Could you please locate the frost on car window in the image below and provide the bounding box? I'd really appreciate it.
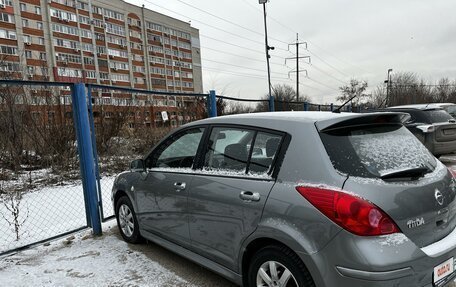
[320,125,437,178]
[349,127,436,177]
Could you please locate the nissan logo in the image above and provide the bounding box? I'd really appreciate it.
[435,189,444,206]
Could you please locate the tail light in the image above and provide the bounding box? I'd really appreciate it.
[296,186,400,236]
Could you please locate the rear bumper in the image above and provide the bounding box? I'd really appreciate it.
[299,229,456,287]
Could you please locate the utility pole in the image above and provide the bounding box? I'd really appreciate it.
[286,34,310,102]
[259,0,275,112]
[384,68,393,106]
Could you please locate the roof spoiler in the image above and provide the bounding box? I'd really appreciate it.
[316,112,411,132]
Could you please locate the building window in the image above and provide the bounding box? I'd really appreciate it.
[37,22,43,30]
[0,13,14,23]
[35,6,41,15]
[39,52,46,60]
[38,37,45,45]
[25,50,32,59]
[22,19,29,28]
[0,29,16,40]
[20,3,27,11]
[23,35,31,43]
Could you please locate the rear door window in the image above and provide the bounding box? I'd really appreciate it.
[203,127,283,177]
[320,125,436,178]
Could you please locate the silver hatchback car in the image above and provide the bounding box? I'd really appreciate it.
[112,112,456,287]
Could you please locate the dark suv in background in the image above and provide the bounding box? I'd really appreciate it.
[387,104,456,157]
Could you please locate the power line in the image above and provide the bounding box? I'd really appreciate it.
[237,0,366,77]
[203,66,290,81]
[142,0,272,49]
[307,49,352,78]
[201,34,286,59]
[305,77,341,92]
[239,0,297,36]
[172,0,289,46]
[305,40,372,75]
[202,47,285,66]
[202,58,287,75]
[310,64,348,85]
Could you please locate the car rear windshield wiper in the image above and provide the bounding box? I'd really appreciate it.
[380,166,431,180]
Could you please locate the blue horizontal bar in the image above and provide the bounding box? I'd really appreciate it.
[88,84,208,97]
[0,80,75,87]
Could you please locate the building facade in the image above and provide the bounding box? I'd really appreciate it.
[0,0,205,128]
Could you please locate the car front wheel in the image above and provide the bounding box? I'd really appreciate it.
[248,245,315,287]
[115,196,142,243]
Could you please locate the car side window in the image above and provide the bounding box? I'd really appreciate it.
[204,127,255,173]
[249,132,282,175]
[146,127,205,169]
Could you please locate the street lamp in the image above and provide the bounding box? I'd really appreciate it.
[259,0,274,112]
[384,68,393,106]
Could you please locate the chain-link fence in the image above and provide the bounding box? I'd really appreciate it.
[0,82,87,255]
[218,95,360,115]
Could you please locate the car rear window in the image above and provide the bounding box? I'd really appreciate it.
[425,109,454,123]
[320,125,437,178]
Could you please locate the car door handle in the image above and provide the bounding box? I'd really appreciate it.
[173,182,186,191]
[239,191,260,202]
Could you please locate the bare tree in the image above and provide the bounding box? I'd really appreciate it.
[337,79,369,106]
[256,84,311,112]
[0,185,29,241]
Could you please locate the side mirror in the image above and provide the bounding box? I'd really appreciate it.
[130,159,145,172]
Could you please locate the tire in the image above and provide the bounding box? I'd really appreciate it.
[115,196,142,244]
[247,245,315,287]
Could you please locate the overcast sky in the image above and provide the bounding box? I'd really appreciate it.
[126,0,456,104]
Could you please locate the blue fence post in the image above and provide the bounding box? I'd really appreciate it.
[71,83,102,236]
[330,103,334,112]
[303,102,308,111]
[208,90,217,118]
[86,85,104,221]
[269,95,275,112]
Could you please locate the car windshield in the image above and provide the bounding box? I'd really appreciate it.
[425,109,453,123]
[320,124,437,178]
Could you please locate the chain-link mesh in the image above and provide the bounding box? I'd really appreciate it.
[0,83,87,255]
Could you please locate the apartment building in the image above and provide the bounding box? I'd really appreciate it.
[0,0,205,128]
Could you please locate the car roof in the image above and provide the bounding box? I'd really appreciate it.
[387,104,444,111]
[187,111,408,132]
[191,111,361,125]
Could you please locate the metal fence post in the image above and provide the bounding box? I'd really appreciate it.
[71,83,102,236]
[330,103,334,111]
[318,105,321,111]
[269,95,275,112]
[304,102,308,111]
[86,85,104,221]
[208,90,217,118]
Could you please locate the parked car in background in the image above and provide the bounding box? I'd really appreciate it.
[112,111,456,287]
[433,103,456,119]
[384,104,456,157]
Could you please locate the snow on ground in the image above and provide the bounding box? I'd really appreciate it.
[0,176,115,254]
[0,220,235,287]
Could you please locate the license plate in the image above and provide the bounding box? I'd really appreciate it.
[434,257,454,284]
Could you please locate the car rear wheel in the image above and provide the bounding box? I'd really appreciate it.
[248,245,315,287]
[115,196,142,243]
